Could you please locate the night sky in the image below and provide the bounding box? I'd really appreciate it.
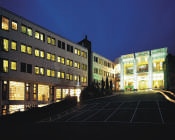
[1,0,175,61]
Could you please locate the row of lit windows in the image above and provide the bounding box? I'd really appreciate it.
[0,38,87,71]
[124,62,164,75]
[0,59,87,83]
[93,67,114,78]
[1,16,87,58]
[94,56,114,68]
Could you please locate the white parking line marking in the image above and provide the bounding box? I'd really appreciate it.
[130,100,140,123]
[157,101,165,124]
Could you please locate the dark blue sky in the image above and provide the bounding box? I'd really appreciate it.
[1,0,175,61]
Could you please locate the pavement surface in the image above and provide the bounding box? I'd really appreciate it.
[2,90,175,139]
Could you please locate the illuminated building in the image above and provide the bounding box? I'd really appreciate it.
[92,52,115,88]
[0,7,88,115]
[117,47,168,91]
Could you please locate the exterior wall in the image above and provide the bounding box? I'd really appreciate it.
[92,52,115,89]
[0,7,88,115]
[119,48,167,91]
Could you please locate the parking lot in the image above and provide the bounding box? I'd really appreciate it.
[40,91,175,125]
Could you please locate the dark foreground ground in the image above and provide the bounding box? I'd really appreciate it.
[1,91,175,139]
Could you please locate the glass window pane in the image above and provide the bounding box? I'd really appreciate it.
[21,44,26,53]
[3,59,8,72]
[3,38,9,51]
[35,31,40,39]
[11,61,17,70]
[27,46,32,54]
[21,25,26,33]
[12,21,17,30]
[2,16,9,30]
[35,49,39,57]
[27,28,32,36]
[11,41,17,50]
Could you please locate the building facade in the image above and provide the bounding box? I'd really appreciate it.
[0,7,88,115]
[92,52,115,88]
[117,47,168,91]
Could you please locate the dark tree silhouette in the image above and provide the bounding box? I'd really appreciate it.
[110,80,113,90]
[106,77,109,90]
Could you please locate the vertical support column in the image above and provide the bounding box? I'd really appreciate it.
[133,56,137,90]
[148,52,153,89]
[120,60,124,90]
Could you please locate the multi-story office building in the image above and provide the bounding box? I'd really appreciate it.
[0,7,88,115]
[116,47,168,91]
[92,52,115,88]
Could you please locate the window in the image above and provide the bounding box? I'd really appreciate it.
[3,59,8,72]
[61,57,65,64]
[35,66,39,74]
[27,28,32,36]
[11,61,17,70]
[2,16,9,30]
[40,33,45,41]
[11,21,17,30]
[57,72,61,78]
[27,46,32,54]
[11,41,17,50]
[3,38,9,51]
[47,36,51,44]
[51,54,55,61]
[58,40,61,48]
[35,49,39,57]
[47,53,51,60]
[62,42,65,49]
[40,67,44,75]
[51,38,55,45]
[21,25,27,34]
[35,31,40,39]
[21,44,26,53]
[20,63,32,73]
[40,50,45,58]
[47,69,51,76]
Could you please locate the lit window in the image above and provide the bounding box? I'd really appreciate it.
[70,74,73,80]
[2,16,9,30]
[35,31,40,39]
[27,28,32,36]
[61,58,65,64]
[40,67,44,75]
[21,25,26,33]
[11,41,17,50]
[47,36,51,44]
[11,21,17,30]
[35,49,39,57]
[27,46,32,54]
[66,73,70,80]
[70,60,73,67]
[3,59,8,72]
[51,54,55,61]
[21,44,26,53]
[47,69,51,76]
[51,38,55,45]
[47,53,51,60]
[51,70,55,77]
[75,48,78,54]
[57,72,61,78]
[35,66,39,74]
[66,59,70,66]
[40,33,44,41]
[3,38,9,51]
[40,50,45,58]
[57,56,61,63]
[11,61,17,70]
[61,72,65,79]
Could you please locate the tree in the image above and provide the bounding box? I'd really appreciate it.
[106,77,109,90]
